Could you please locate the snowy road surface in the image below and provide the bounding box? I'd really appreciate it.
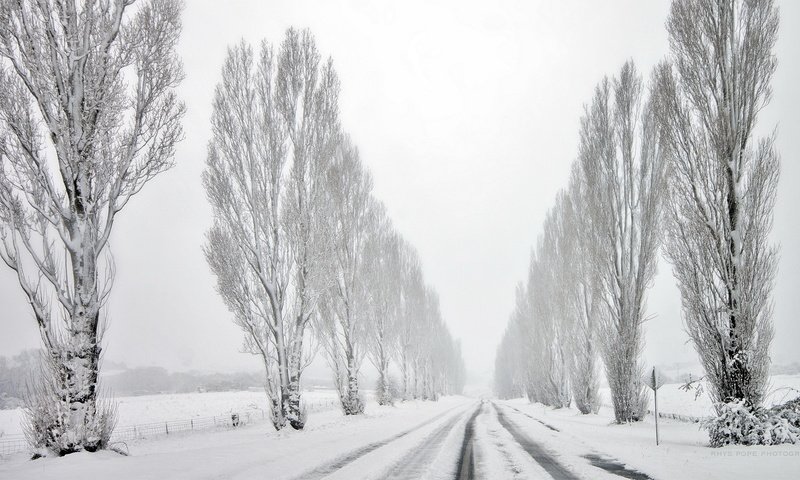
[2,396,799,479]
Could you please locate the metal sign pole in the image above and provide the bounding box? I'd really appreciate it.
[653,367,659,446]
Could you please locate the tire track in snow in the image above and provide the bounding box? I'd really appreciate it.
[503,404,560,432]
[383,402,480,479]
[473,401,542,479]
[492,402,579,480]
[582,453,654,480]
[291,403,468,480]
[497,402,656,480]
[455,402,482,480]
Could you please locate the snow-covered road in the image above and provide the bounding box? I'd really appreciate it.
[2,396,798,479]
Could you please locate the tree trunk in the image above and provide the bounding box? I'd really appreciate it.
[341,348,364,415]
[377,353,392,405]
[286,342,305,429]
[401,354,411,400]
[28,234,112,455]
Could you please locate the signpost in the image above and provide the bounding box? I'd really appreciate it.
[644,366,664,445]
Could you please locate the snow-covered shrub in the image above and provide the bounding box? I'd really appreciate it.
[375,376,392,406]
[375,375,400,406]
[704,399,800,447]
[341,393,365,415]
[23,359,117,456]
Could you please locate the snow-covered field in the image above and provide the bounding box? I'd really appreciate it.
[599,374,800,419]
[0,388,343,438]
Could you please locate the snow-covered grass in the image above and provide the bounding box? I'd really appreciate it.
[500,399,800,480]
[0,388,343,438]
[598,374,800,420]
[0,396,473,479]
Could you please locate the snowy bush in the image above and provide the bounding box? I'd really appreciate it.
[23,362,117,456]
[704,398,800,447]
[341,393,365,415]
[375,375,400,406]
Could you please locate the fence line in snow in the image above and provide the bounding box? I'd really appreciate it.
[647,409,705,424]
[0,433,26,456]
[0,397,340,457]
[600,401,706,424]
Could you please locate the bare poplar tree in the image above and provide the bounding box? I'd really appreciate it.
[279,29,341,426]
[364,219,401,406]
[204,40,288,429]
[316,135,377,415]
[395,241,425,400]
[494,313,526,400]
[561,176,601,414]
[579,61,667,423]
[514,278,545,403]
[533,208,572,408]
[655,0,779,411]
[204,28,339,430]
[0,0,184,454]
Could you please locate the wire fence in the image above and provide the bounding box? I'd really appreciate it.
[599,401,707,424]
[0,434,27,456]
[0,397,340,457]
[647,409,705,423]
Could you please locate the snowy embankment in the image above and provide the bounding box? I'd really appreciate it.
[0,396,474,480]
[500,399,800,480]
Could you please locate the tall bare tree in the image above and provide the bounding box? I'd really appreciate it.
[561,175,602,414]
[395,240,425,400]
[279,28,341,426]
[0,0,184,454]
[579,61,667,423]
[533,207,572,408]
[364,218,401,406]
[655,0,779,411]
[204,40,287,429]
[204,28,339,430]
[316,135,377,415]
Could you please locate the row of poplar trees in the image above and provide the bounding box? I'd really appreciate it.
[495,0,780,430]
[203,29,466,431]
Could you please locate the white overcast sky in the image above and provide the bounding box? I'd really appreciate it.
[1,0,799,384]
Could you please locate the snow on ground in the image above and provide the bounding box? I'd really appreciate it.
[0,396,473,480]
[2,378,800,479]
[598,374,800,419]
[0,388,342,437]
[501,399,800,480]
[0,410,19,439]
